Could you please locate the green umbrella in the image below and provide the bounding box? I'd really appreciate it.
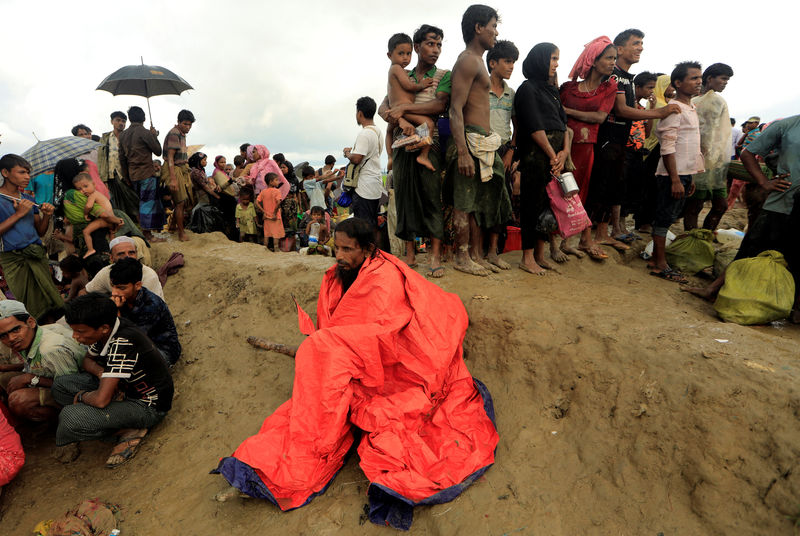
[96,58,193,126]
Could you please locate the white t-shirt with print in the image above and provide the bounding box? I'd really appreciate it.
[351,125,384,200]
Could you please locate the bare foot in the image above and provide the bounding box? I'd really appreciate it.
[475,257,500,273]
[535,257,559,271]
[83,248,96,259]
[680,285,716,301]
[214,485,249,502]
[178,233,190,242]
[486,253,511,270]
[550,244,569,263]
[52,443,81,464]
[416,154,436,172]
[400,255,417,268]
[598,239,629,252]
[518,260,546,275]
[147,236,166,243]
[561,242,585,258]
[454,258,490,276]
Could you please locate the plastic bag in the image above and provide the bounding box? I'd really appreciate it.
[714,250,796,325]
[535,208,558,234]
[545,180,591,238]
[665,228,716,274]
[188,203,226,234]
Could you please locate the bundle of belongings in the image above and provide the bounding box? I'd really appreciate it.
[714,250,796,325]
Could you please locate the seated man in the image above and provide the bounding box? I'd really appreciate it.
[214,218,498,529]
[110,258,181,366]
[84,236,163,298]
[0,300,85,423]
[52,293,174,468]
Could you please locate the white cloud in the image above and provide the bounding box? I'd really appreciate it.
[1,0,796,171]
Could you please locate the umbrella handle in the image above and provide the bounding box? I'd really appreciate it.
[146,95,154,129]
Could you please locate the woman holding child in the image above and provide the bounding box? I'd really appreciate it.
[558,35,619,260]
[514,42,571,275]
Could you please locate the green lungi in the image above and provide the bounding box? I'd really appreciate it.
[393,140,445,242]
[0,244,63,319]
[445,125,512,229]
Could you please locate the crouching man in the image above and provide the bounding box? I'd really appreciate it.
[52,292,174,468]
[0,300,85,422]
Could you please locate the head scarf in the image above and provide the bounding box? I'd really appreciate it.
[653,74,672,109]
[568,36,613,81]
[519,43,567,130]
[188,152,206,170]
[247,145,289,197]
[213,155,228,177]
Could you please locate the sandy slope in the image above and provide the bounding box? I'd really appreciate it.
[1,217,798,535]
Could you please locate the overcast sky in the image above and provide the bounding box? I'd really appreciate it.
[1,0,795,172]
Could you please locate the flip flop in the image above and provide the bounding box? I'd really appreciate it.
[614,233,636,244]
[649,268,688,284]
[106,437,144,469]
[578,245,608,261]
[426,266,445,278]
[599,240,630,252]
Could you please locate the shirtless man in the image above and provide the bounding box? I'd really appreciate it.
[448,5,511,276]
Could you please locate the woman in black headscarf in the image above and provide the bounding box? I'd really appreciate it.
[513,42,571,274]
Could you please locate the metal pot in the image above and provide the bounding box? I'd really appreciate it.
[557,172,579,197]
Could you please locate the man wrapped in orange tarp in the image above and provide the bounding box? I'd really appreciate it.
[214,218,498,529]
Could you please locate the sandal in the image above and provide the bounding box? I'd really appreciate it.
[599,239,630,252]
[649,268,688,284]
[578,245,608,261]
[106,430,147,469]
[426,266,445,278]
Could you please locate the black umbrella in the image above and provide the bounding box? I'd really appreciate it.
[97,58,193,126]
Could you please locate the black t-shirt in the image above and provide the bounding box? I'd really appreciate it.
[598,65,635,145]
[514,80,567,156]
[89,318,174,412]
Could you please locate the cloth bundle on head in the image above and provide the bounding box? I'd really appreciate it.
[568,36,613,81]
[0,299,28,320]
[246,145,290,198]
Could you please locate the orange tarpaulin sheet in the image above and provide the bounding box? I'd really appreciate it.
[216,251,498,514]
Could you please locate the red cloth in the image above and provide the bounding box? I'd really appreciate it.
[0,401,24,487]
[560,80,618,145]
[567,36,613,81]
[570,143,594,204]
[228,252,498,509]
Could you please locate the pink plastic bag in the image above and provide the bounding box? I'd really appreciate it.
[546,180,591,238]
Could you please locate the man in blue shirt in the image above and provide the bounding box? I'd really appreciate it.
[109,258,181,366]
[0,154,63,321]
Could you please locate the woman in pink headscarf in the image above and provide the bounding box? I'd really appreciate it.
[246,145,290,199]
[557,36,618,260]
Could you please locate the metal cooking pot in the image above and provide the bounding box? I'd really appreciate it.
[557,171,579,197]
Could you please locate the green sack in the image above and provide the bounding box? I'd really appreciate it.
[666,229,715,274]
[714,250,795,325]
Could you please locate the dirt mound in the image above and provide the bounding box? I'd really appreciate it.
[1,225,798,535]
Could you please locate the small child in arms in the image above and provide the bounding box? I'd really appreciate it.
[235,188,259,243]
[386,32,436,171]
[73,172,123,258]
[305,206,331,255]
[257,173,285,252]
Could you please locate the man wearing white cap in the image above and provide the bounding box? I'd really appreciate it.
[0,300,85,422]
[84,236,164,299]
